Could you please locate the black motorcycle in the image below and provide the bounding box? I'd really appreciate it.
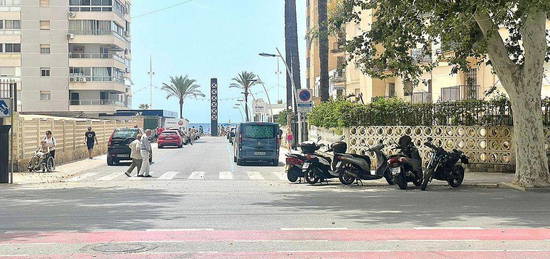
[336,142,394,186]
[302,142,346,185]
[387,136,423,190]
[421,137,469,191]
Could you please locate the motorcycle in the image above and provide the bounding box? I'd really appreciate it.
[336,142,394,186]
[302,142,346,185]
[421,137,469,191]
[285,152,307,183]
[387,135,424,190]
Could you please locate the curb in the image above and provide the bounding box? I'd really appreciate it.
[499,182,550,192]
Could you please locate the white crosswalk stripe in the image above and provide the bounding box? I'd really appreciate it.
[98,172,123,181]
[67,172,98,182]
[188,171,205,180]
[159,171,179,180]
[219,171,233,180]
[247,171,264,180]
[272,172,287,181]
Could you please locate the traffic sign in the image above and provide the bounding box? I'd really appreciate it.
[297,89,312,103]
[0,99,11,118]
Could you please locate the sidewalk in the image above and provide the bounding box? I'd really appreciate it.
[280,147,516,188]
[10,155,107,185]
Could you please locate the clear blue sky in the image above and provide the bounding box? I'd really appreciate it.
[131,0,306,123]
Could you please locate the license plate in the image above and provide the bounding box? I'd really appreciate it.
[117,154,129,158]
[254,152,266,156]
[303,162,310,169]
[390,167,400,175]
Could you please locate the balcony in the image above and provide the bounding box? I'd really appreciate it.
[69,53,129,70]
[69,99,127,113]
[440,85,480,102]
[69,75,126,93]
[69,32,129,50]
[330,69,346,84]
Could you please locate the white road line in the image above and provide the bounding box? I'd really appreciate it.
[97,172,123,181]
[146,228,214,232]
[272,172,287,181]
[219,171,233,180]
[280,228,349,231]
[67,172,97,182]
[188,171,205,180]
[247,171,264,180]
[159,171,180,180]
[414,227,484,230]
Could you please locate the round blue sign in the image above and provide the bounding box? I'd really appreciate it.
[298,90,311,102]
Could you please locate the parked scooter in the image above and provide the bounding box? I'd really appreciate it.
[336,141,394,186]
[285,152,307,183]
[421,137,469,191]
[387,135,423,190]
[302,142,346,185]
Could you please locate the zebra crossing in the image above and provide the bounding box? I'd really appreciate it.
[66,170,289,182]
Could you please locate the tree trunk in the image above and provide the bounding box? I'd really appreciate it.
[244,89,250,122]
[285,0,302,107]
[318,0,330,102]
[179,100,184,119]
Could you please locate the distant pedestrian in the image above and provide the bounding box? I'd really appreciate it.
[85,127,98,159]
[125,133,142,177]
[286,132,294,150]
[43,130,56,159]
[138,129,152,178]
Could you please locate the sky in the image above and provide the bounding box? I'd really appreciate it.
[130,0,307,123]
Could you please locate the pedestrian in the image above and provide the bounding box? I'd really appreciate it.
[125,133,142,177]
[85,127,98,159]
[43,130,56,159]
[286,131,294,150]
[138,129,152,177]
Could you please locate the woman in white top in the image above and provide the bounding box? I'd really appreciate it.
[43,130,56,158]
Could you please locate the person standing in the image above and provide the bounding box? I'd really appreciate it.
[138,129,152,178]
[43,130,56,159]
[85,127,98,159]
[125,133,142,177]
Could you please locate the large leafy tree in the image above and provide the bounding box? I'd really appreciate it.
[230,71,260,122]
[332,0,550,187]
[161,75,205,119]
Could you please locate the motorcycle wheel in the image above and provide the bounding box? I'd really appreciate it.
[421,169,434,191]
[339,171,356,185]
[394,171,407,190]
[448,165,465,187]
[287,167,300,183]
[304,169,319,185]
[413,171,423,187]
[383,169,395,185]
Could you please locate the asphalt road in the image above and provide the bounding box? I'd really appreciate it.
[1,136,550,258]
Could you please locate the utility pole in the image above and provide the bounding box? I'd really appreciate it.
[276,59,282,103]
[147,56,155,108]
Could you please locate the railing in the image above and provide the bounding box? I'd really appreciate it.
[412,92,432,104]
[69,53,127,64]
[440,85,480,102]
[70,99,125,106]
[69,75,124,83]
[331,69,346,83]
[69,30,129,41]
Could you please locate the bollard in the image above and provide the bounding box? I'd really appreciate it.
[0,125,11,183]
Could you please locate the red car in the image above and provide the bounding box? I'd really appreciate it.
[157,130,183,148]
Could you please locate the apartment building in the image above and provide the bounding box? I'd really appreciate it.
[341,9,550,104]
[0,0,132,116]
[305,0,346,99]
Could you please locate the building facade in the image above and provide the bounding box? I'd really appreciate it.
[0,0,132,116]
[305,0,346,100]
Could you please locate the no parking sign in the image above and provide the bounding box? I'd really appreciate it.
[296,89,313,113]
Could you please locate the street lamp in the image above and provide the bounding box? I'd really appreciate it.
[259,48,302,143]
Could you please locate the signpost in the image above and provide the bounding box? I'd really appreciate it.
[296,89,313,113]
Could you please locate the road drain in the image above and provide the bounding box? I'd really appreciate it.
[82,243,158,254]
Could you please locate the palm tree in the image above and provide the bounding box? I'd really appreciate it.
[230,71,260,122]
[161,75,205,119]
[318,0,330,101]
[285,0,302,107]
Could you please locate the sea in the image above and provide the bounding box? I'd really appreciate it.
[189,123,237,135]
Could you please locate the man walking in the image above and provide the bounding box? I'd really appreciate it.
[125,133,142,177]
[85,127,98,159]
[138,129,152,178]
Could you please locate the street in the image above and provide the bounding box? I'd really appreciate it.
[1,136,550,258]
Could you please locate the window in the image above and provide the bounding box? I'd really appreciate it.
[40,44,50,54]
[40,20,50,30]
[0,21,3,29]
[441,86,461,102]
[4,43,21,53]
[388,83,396,97]
[40,67,50,77]
[0,0,21,6]
[5,20,20,29]
[40,91,51,100]
[39,0,49,7]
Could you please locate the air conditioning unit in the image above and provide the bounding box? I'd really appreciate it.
[67,33,75,40]
[80,77,87,83]
[68,12,76,18]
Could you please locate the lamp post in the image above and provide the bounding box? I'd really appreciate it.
[259,48,301,144]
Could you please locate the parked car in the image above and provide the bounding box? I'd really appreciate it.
[233,122,280,166]
[107,128,152,166]
[158,130,184,148]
